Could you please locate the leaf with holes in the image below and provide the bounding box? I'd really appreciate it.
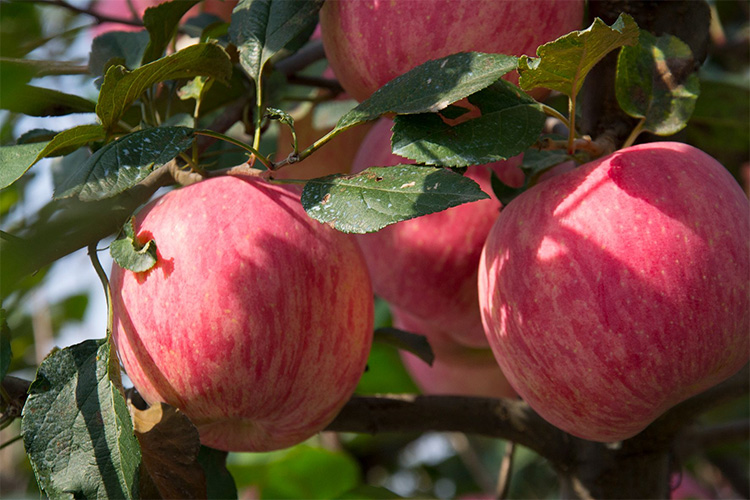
[110,217,158,273]
[616,31,700,136]
[54,126,195,201]
[21,338,141,499]
[301,165,489,233]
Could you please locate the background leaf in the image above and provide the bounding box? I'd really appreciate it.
[230,0,323,84]
[96,43,233,131]
[301,166,489,234]
[33,124,105,165]
[54,126,195,201]
[198,447,239,500]
[89,31,151,77]
[21,339,141,499]
[0,142,50,189]
[616,31,700,136]
[373,327,434,366]
[392,80,545,166]
[0,309,10,380]
[337,52,517,131]
[142,0,201,64]
[518,13,640,97]
[0,84,95,116]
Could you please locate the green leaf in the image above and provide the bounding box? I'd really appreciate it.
[96,43,233,131]
[21,338,141,499]
[518,13,640,97]
[110,217,158,273]
[337,52,517,131]
[520,148,573,177]
[142,0,201,64]
[54,126,195,201]
[0,84,96,116]
[32,124,106,166]
[616,31,700,136]
[89,31,150,76]
[0,309,10,381]
[0,141,49,189]
[301,165,490,234]
[198,447,238,500]
[374,327,434,366]
[230,0,323,85]
[392,80,545,166]
[491,169,525,207]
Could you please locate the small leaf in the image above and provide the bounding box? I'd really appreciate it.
[96,43,233,131]
[266,107,295,127]
[301,165,489,234]
[198,447,238,500]
[54,126,195,201]
[132,402,207,499]
[337,52,517,131]
[32,124,106,166]
[374,327,434,366]
[142,0,201,64]
[518,13,640,97]
[178,76,211,101]
[0,84,96,116]
[0,308,10,380]
[0,141,49,189]
[111,217,158,273]
[89,30,150,76]
[392,80,545,166]
[230,0,323,85]
[616,31,700,136]
[21,338,141,499]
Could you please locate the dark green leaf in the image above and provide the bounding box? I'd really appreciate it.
[142,0,201,64]
[0,1,42,58]
[96,43,233,131]
[0,142,49,189]
[89,31,150,76]
[54,126,195,201]
[0,309,10,381]
[110,217,158,273]
[374,327,434,365]
[0,84,95,116]
[198,447,238,500]
[301,165,489,234]
[491,169,526,207]
[392,80,545,166]
[21,339,141,499]
[230,0,323,84]
[17,128,58,144]
[33,124,105,166]
[520,148,573,177]
[518,13,640,97]
[616,31,700,136]
[337,52,517,131]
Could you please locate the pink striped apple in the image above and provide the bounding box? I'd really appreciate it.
[354,118,524,348]
[479,142,750,442]
[393,307,516,399]
[110,175,374,452]
[319,0,584,102]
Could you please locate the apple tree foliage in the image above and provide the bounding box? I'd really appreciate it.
[0,0,748,498]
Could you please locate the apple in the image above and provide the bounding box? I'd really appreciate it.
[319,0,584,102]
[354,118,523,348]
[110,175,374,452]
[92,0,236,36]
[478,142,750,442]
[393,307,516,399]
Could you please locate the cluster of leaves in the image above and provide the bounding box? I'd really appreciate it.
[1,0,747,498]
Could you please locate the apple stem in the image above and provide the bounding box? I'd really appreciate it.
[194,130,273,170]
[622,118,646,149]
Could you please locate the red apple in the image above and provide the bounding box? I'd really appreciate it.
[393,307,516,399]
[354,118,524,348]
[110,175,374,452]
[319,0,584,102]
[479,142,750,442]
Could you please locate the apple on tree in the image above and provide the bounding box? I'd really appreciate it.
[110,175,374,452]
[353,117,524,348]
[478,142,750,443]
[319,0,584,102]
[393,307,516,399]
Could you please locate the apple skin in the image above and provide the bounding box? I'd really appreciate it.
[354,118,524,348]
[478,142,750,442]
[110,175,374,452]
[319,0,584,102]
[392,307,516,399]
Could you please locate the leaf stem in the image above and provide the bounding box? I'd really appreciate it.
[275,126,342,169]
[622,118,646,149]
[253,81,263,152]
[0,434,22,450]
[194,130,273,170]
[540,103,570,129]
[567,94,578,155]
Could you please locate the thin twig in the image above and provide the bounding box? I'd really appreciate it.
[496,441,516,500]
